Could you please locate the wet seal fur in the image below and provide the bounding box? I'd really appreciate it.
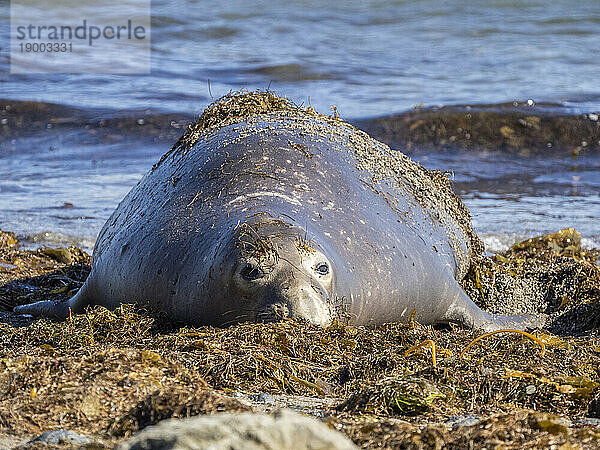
[16,92,542,330]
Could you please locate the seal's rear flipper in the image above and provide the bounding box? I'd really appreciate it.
[13,281,91,320]
[442,289,546,331]
[477,312,546,332]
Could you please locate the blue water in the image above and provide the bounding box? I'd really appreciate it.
[3,0,600,115]
[0,0,599,252]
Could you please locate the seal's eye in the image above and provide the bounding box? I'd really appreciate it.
[315,263,329,276]
[240,263,264,281]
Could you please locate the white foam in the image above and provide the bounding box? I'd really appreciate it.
[582,237,600,250]
[481,232,600,255]
[22,231,96,253]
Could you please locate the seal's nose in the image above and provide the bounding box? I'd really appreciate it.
[255,277,331,325]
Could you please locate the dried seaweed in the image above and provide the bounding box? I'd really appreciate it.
[1,232,599,448]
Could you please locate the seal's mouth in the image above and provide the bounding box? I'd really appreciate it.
[254,283,332,327]
[257,301,291,323]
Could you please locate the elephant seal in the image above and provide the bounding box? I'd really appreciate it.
[15,92,541,330]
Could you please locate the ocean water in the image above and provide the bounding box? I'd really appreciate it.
[0,0,599,252]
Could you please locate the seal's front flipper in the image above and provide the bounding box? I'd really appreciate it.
[13,281,92,320]
[14,300,71,320]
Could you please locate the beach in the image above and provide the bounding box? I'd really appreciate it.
[1,227,600,448]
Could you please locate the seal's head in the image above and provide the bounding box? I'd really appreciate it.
[213,219,334,327]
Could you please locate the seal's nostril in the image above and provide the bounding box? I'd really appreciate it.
[240,262,264,281]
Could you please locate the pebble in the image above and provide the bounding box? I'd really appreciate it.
[249,393,275,404]
[572,418,600,427]
[29,430,94,445]
[443,414,481,428]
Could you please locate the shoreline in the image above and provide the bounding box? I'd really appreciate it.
[2,97,599,156]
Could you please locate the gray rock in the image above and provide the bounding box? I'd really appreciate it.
[444,414,481,428]
[30,430,94,445]
[573,418,600,427]
[248,393,275,404]
[116,409,357,450]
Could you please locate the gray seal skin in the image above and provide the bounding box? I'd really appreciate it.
[15,95,541,330]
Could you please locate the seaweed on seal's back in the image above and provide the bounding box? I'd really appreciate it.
[165,90,483,275]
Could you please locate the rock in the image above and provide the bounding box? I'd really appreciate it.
[248,393,275,404]
[39,246,89,264]
[338,376,444,416]
[529,412,571,435]
[116,409,357,450]
[443,414,481,428]
[28,430,94,445]
[509,227,582,257]
[573,418,600,427]
[0,230,18,249]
